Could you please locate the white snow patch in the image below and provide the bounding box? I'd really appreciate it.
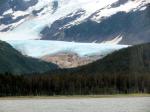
[12,11,28,19]
[2,9,13,15]
[139,6,147,11]
[91,0,148,22]
[102,35,123,44]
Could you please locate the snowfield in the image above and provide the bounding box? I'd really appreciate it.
[7,40,128,58]
[0,0,149,40]
[0,97,149,112]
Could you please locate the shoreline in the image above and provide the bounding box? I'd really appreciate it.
[0,94,150,100]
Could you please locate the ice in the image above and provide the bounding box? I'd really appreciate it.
[7,40,128,58]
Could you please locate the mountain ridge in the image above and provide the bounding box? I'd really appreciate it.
[71,42,150,74]
[0,0,149,45]
[0,40,58,74]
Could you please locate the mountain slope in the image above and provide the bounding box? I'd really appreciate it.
[45,43,149,94]
[0,43,149,96]
[72,43,150,75]
[47,5,150,44]
[0,40,58,74]
[0,0,149,44]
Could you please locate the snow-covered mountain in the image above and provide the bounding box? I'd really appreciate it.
[0,0,150,44]
[0,0,149,68]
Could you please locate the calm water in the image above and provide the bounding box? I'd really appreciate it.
[0,97,150,112]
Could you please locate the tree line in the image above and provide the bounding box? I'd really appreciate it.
[0,70,149,96]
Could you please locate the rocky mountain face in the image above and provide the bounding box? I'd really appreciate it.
[0,0,149,45]
[41,52,102,68]
[42,5,150,45]
[0,0,38,31]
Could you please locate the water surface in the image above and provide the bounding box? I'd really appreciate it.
[0,97,150,112]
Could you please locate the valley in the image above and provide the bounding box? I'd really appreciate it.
[0,43,149,96]
[0,2,150,112]
[7,40,128,68]
[0,0,150,95]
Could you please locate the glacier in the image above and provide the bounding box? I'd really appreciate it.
[7,40,128,58]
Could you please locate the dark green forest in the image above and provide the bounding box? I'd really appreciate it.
[0,41,58,74]
[0,72,149,96]
[0,43,149,96]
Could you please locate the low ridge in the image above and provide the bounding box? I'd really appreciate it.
[0,40,58,74]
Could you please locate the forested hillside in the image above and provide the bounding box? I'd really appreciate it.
[0,43,149,96]
[0,40,58,74]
